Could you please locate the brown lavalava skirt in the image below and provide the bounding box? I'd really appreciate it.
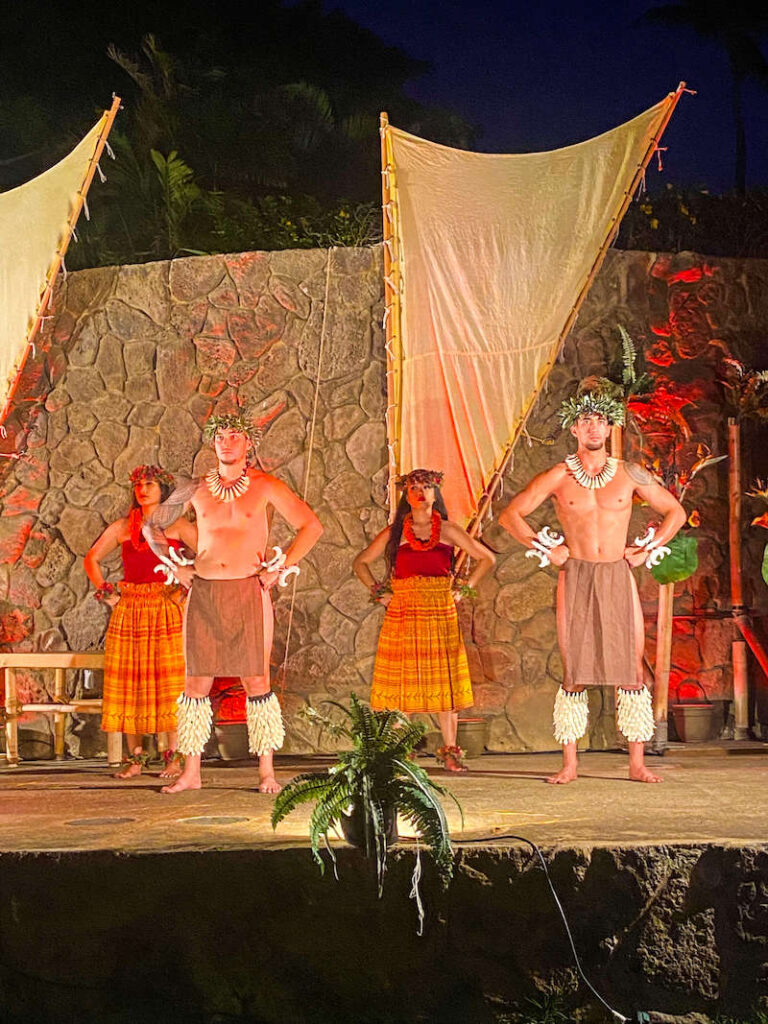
[184,576,265,678]
[562,558,636,688]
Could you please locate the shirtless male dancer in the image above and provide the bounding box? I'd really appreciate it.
[499,385,686,784]
[145,413,323,794]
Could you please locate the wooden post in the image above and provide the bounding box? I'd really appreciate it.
[728,417,749,738]
[380,111,403,520]
[653,582,674,750]
[53,666,67,759]
[728,418,744,609]
[732,640,749,740]
[610,424,623,460]
[4,667,20,767]
[107,732,123,766]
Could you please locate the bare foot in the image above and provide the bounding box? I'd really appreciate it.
[258,774,282,794]
[161,771,201,794]
[113,762,142,780]
[546,766,578,785]
[158,753,184,780]
[629,766,663,783]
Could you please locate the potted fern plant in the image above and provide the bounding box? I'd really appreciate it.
[271,694,460,894]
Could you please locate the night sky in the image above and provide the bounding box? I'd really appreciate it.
[3,0,767,193]
[327,0,768,191]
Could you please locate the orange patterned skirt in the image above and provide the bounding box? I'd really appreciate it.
[369,576,473,714]
[102,582,186,735]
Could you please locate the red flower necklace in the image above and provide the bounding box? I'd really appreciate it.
[403,510,442,550]
[128,506,148,551]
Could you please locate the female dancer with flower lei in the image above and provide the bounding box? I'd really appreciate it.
[85,466,197,779]
[353,469,495,772]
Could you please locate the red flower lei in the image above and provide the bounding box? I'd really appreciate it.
[403,510,442,551]
[128,506,148,551]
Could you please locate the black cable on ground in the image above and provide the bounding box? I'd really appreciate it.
[455,832,629,1023]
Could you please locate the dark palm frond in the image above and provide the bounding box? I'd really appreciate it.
[271,771,340,827]
[618,324,638,388]
[367,795,390,896]
[385,721,428,760]
[373,708,408,742]
[308,787,353,869]
[394,790,455,885]
[272,694,462,900]
[393,756,462,826]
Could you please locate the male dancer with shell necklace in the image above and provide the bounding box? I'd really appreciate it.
[499,386,686,784]
[144,413,323,794]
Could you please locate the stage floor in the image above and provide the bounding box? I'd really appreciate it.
[1,746,767,855]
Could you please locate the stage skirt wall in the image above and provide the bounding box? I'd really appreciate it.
[102,582,186,735]
[369,575,474,714]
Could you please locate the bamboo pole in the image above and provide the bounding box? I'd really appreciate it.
[728,417,750,738]
[53,666,67,759]
[380,112,403,520]
[732,640,749,739]
[459,83,689,553]
[0,96,122,427]
[728,418,744,610]
[3,667,20,767]
[734,618,768,677]
[653,582,674,750]
[610,424,623,460]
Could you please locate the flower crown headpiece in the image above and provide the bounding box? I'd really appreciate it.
[203,413,262,447]
[129,464,175,489]
[396,468,444,488]
[559,389,626,430]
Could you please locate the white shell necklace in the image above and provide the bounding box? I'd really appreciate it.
[205,468,251,503]
[565,453,618,490]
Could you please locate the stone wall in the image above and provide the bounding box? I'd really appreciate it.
[1,246,767,755]
[2,842,768,1022]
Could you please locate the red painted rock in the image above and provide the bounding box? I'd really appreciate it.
[225,251,269,306]
[3,487,42,517]
[0,516,33,565]
[193,336,237,376]
[0,606,32,644]
[227,309,280,361]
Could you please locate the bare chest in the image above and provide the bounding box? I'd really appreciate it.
[193,483,268,531]
[554,474,634,514]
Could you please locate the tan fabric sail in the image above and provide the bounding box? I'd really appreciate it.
[383,91,681,524]
[0,114,110,422]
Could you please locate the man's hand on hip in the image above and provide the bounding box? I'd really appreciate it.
[547,543,570,567]
[623,546,648,568]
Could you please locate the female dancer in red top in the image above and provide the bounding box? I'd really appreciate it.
[353,469,495,772]
[85,466,196,779]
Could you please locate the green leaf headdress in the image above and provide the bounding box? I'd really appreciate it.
[559,378,626,429]
[203,413,262,447]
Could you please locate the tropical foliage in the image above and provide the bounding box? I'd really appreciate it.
[717,358,768,422]
[2,6,476,267]
[646,442,726,584]
[271,694,460,893]
[618,184,768,258]
[745,479,768,585]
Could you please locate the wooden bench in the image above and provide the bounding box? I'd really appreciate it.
[1,652,122,766]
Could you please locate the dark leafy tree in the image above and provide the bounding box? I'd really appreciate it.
[639,1,768,193]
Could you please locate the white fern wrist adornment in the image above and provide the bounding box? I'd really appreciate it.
[525,526,565,569]
[633,526,672,569]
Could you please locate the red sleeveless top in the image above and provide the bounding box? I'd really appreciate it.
[121,539,184,584]
[393,542,453,579]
